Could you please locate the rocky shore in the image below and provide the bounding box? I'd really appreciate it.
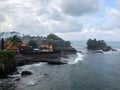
[16,54,67,66]
[0,51,72,89]
[0,50,77,79]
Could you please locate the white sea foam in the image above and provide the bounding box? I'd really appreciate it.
[103,49,119,54]
[22,79,38,86]
[26,80,37,86]
[116,48,120,52]
[68,52,84,64]
[18,62,46,70]
[21,75,42,86]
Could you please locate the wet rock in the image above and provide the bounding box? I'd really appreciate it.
[44,74,48,75]
[102,46,111,51]
[21,71,33,76]
[47,60,67,65]
[0,79,16,90]
[13,71,20,75]
[111,48,117,51]
[92,50,103,53]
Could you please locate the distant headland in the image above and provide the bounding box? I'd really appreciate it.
[0,31,77,78]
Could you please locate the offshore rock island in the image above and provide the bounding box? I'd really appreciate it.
[86,39,117,52]
[0,31,77,78]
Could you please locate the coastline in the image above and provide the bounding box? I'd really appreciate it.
[0,50,77,78]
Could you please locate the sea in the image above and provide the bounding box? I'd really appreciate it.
[1,41,120,90]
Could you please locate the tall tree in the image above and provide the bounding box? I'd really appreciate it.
[28,40,37,48]
[1,38,4,50]
[47,33,62,40]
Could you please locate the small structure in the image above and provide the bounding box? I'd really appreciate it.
[6,42,19,51]
[20,43,33,52]
[21,43,27,47]
[41,45,53,52]
[5,41,19,54]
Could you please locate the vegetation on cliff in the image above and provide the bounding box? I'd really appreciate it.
[86,39,115,51]
[0,50,16,78]
[42,34,76,52]
[1,32,76,52]
[6,35,22,47]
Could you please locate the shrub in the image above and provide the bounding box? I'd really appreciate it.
[0,50,16,63]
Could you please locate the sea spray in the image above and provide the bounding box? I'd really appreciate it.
[17,62,47,70]
[68,52,84,64]
[17,74,42,87]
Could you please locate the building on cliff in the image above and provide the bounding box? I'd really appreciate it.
[22,35,46,48]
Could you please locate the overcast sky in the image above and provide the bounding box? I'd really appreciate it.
[0,0,120,41]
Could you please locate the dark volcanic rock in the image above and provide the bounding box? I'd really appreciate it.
[21,71,33,76]
[87,39,117,52]
[111,48,117,51]
[102,46,111,51]
[47,60,67,65]
[44,74,48,75]
[92,50,103,53]
[0,73,8,78]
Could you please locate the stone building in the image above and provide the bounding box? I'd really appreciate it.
[22,35,46,48]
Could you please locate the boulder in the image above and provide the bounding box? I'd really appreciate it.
[21,71,33,76]
[44,74,48,75]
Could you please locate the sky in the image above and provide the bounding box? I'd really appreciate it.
[0,0,120,41]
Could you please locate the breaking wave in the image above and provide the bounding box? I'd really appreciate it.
[68,52,84,64]
[18,62,46,70]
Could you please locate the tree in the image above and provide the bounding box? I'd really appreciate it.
[28,40,37,48]
[86,39,108,50]
[7,35,22,47]
[47,33,62,40]
[1,38,4,50]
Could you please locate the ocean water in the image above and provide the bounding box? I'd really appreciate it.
[1,41,120,90]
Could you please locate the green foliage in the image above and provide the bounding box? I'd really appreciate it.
[43,38,71,49]
[7,35,22,46]
[0,50,16,63]
[42,34,76,51]
[28,40,38,48]
[47,33,62,40]
[87,39,107,50]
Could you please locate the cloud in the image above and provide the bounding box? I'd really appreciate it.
[0,0,120,41]
[102,8,120,30]
[56,28,120,41]
[0,0,97,35]
[59,0,99,16]
[0,13,6,23]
